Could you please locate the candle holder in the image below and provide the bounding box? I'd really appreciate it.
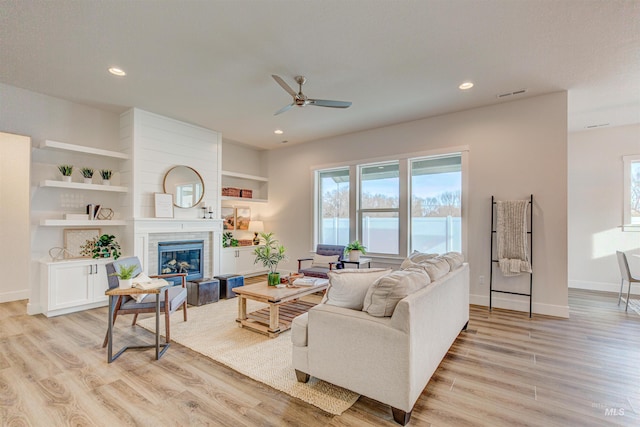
[201,206,208,219]
[208,210,213,219]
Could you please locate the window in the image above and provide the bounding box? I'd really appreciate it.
[314,151,465,257]
[360,162,400,254]
[317,168,350,245]
[623,155,640,230]
[410,155,462,253]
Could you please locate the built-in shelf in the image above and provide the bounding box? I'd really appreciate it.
[221,170,268,181]
[221,170,268,203]
[221,196,268,204]
[39,180,128,193]
[39,140,129,160]
[40,219,127,227]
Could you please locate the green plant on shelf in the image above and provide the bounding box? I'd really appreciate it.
[99,169,112,180]
[92,234,121,260]
[223,231,238,248]
[80,167,94,178]
[57,165,73,176]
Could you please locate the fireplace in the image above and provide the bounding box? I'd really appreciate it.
[158,240,204,285]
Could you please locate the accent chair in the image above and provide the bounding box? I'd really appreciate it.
[297,244,345,279]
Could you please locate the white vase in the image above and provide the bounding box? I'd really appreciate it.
[102,179,110,186]
[61,176,72,183]
[349,250,361,262]
[83,178,92,184]
[119,278,132,289]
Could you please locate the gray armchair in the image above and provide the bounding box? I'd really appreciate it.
[102,256,188,347]
[297,244,346,279]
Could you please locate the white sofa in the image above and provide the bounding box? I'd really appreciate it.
[291,262,469,425]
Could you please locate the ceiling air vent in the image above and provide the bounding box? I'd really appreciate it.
[497,89,528,99]
[585,123,610,129]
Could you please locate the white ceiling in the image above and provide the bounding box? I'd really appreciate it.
[1,0,639,150]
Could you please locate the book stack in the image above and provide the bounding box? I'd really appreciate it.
[86,204,102,220]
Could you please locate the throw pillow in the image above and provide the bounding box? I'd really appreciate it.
[311,253,340,269]
[363,269,430,317]
[325,268,391,310]
[399,250,438,270]
[440,252,464,270]
[421,257,451,281]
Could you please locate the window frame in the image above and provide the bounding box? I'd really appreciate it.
[623,154,640,231]
[312,147,468,259]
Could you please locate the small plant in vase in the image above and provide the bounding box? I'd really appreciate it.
[110,264,136,289]
[253,232,286,286]
[92,234,121,259]
[57,165,73,182]
[80,167,94,184]
[222,231,239,248]
[99,169,112,185]
[345,240,367,261]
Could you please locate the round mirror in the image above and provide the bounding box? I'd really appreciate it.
[163,166,205,209]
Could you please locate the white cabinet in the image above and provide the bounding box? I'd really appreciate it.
[40,258,111,317]
[221,170,268,203]
[220,246,267,277]
[36,139,129,227]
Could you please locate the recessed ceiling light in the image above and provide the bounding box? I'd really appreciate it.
[274,129,284,135]
[281,140,288,144]
[458,82,474,90]
[108,67,126,77]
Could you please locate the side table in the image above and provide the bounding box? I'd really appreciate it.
[342,257,372,269]
[105,286,169,363]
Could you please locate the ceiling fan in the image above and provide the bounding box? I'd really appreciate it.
[271,75,352,115]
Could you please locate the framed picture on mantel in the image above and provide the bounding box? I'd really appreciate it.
[154,193,174,218]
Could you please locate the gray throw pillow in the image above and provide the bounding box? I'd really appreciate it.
[325,268,391,310]
[363,269,430,317]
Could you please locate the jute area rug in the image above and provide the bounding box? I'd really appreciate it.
[137,297,359,415]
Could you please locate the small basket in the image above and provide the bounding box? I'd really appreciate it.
[237,239,253,246]
[240,189,253,198]
[222,187,241,197]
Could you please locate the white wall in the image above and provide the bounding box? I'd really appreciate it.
[265,92,569,317]
[0,132,31,302]
[568,124,640,293]
[0,83,120,305]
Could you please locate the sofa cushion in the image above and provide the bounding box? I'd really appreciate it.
[399,251,438,270]
[325,268,391,310]
[291,312,309,347]
[363,269,430,317]
[311,253,340,269]
[440,251,464,270]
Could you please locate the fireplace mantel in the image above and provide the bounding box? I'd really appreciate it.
[133,218,223,234]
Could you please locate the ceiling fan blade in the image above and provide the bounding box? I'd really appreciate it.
[308,99,352,108]
[272,75,297,98]
[274,103,295,115]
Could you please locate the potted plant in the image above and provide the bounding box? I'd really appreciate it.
[345,240,367,261]
[110,264,136,289]
[92,234,121,259]
[80,167,94,184]
[58,164,73,182]
[253,232,286,286]
[99,169,112,185]
[222,231,238,248]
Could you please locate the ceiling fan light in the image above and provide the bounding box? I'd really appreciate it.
[459,81,474,90]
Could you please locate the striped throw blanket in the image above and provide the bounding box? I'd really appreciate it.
[497,200,532,276]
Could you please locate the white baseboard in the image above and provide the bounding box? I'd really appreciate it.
[569,279,640,296]
[470,294,569,318]
[0,289,29,304]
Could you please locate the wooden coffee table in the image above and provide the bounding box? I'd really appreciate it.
[234,280,328,338]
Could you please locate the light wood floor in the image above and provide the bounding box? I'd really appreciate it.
[1,280,639,426]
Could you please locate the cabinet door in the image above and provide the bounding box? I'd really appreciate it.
[49,263,92,310]
[220,249,237,275]
[91,262,109,303]
[236,247,257,275]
